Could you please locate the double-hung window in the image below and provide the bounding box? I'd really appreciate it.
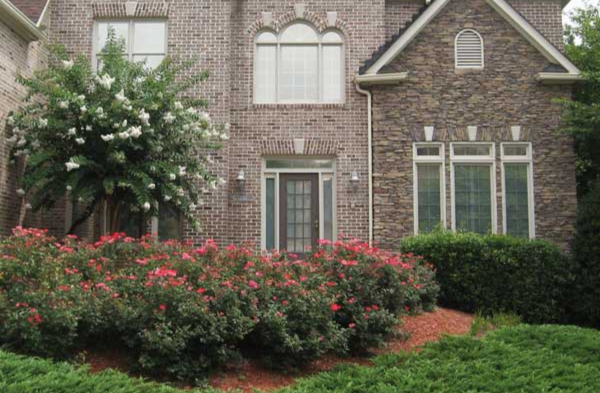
[93,20,167,70]
[501,143,535,238]
[451,143,497,235]
[413,143,446,233]
[255,23,345,104]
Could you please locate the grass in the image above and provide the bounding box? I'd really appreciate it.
[0,324,598,392]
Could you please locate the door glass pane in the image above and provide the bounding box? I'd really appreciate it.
[454,165,492,234]
[417,164,442,233]
[323,177,334,240]
[279,45,318,102]
[285,179,313,253]
[158,203,181,241]
[322,45,342,102]
[266,178,276,249]
[504,164,530,238]
[255,45,277,103]
[133,22,166,54]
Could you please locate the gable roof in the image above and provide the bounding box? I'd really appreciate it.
[360,0,580,78]
[8,0,48,25]
[0,0,45,41]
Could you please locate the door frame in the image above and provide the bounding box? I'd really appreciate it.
[261,157,337,251]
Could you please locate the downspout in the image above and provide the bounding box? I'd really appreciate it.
[355,82,373,246]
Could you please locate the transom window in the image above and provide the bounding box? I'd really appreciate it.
[255,23,345,104]
[451,143,496,235]
[413,143,446,234]
[455,29,484,69]
[501,143,535,238]
[93,20,167,70]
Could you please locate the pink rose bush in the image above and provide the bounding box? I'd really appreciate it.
[0,227,438,381]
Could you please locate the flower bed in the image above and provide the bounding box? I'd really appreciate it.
[0,228,438,382]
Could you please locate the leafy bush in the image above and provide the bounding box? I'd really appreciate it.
[401,231,573,323]
[571,181,600,327]
[279,324,600,393]
[0,228,438,382]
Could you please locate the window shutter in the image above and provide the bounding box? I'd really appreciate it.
[455,30,483,69]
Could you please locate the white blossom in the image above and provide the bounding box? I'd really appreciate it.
[200,112,211,122]
[113,123,120,129]
[77,95,86,101]
[65,160,80,172]
[139,109,150,126]
[129,126,142,138]
[176,188,185,197]
[62,60,74,70]
[164,195,172,202]
[220,133,230,141]
[24,203,32,210]
[210,180,217,190]
[178,166,187,176]
[7,116,15,126]
[174,101,184,111]
[31,140,40,149]
[122,120,128,128]
[118,131,130,139]
[16,189,25,196]
[125,105,133,111]
[86,125,93,132]
[96,74,116,89]
[206,155,214,164]
[182,124,190,131]
[142,202,151,212]
[80,106,87,114]
[218,177,226,186]
[58,101,69,109]
[186,107,197,115]
[66,185,72,191]
[169,173,177,181]
[39,118,48,128]
[68,128,77,136]
[16,138,27,147]
[75,138,85,145]
[189,203,197,211]
[163,112,176,124]
[96,107,104,115]
[101,134,115,142]
[6,135,17,144]
[115,89,127,103]
[148,183,156,190]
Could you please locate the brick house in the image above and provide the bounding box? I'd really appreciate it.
[0,0,579,250]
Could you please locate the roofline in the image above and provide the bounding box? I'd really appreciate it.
[0,0,45,42]
[37,0,51,27]
[355,72,409,85]
[537,72,581,84]
[363,0,580,77]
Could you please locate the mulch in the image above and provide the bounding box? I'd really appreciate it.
[86,308,474,392]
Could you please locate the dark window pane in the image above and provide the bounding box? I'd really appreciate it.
[454,165,492,234]
[158,203,181,241]
[266,178,276,250]
[417,164,442,233]
[323,178,333,240]
[504,164,530,238]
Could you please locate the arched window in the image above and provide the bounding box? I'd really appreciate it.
[255,23,345,104]
[455,29,484,69]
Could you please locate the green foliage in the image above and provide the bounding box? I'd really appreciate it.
[469,312,521,337]
[0,229,438,382]
[564,5,600,195]
[278,325,600,393]
[570,181,600,327]
[4,30,227,231]
[401,231,573,323]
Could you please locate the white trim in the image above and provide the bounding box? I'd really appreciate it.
[500,143,535,238]
[450,143,497,234]
[537,72,581,84]
[355,83,374,245]
[37,0,50,27]
[354,72,409,85]
[413,143,447,234]
[0,0,45,42]
[363,0,580,77]
[261,158,337,251]
[455,29,484,70]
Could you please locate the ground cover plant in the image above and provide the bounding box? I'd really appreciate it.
[401,231,573,323]
[0,227,438,383]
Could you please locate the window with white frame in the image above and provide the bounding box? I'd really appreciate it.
[451,143,496,235]
[501,143,535,238]
[93,20,167,70]
[262,159,336,251]
[254,24,344,104]
[455,29,484,69]
[413,143,446,234]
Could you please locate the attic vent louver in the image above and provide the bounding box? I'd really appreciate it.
[455,29,484,69]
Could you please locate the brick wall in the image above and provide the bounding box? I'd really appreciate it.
[0,12,49,236]
[370,0,577,250]
[385,0,424,41]
[509,0,565,52]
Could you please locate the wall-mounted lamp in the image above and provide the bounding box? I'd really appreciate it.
[236,170,246,193]
[350,171,360,191]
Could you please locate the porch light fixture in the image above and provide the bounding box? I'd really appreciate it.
[350,171,360,191]
[236,170,246,193]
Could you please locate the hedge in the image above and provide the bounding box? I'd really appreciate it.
[401,231,573,323]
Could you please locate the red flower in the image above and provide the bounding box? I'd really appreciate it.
[340,259,358,266]
[197,288,207,294]
[159,304,167,311]
[248,280,260,290]
[331,303,343,312]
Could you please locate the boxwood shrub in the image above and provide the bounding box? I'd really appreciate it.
[401,231,573,323]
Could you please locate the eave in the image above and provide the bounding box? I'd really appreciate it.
[0,0,45,42]
[354,72,409,85]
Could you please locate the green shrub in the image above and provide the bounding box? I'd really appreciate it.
[571,180,600,327]
[279,324,600,393]
[401,231,573,323]
[0,228,439,382]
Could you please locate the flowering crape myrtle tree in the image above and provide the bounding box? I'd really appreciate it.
[5,32,228,234]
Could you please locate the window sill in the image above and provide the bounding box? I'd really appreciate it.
[252,103,347,110]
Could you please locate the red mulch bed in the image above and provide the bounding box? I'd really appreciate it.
[87,308,474,392]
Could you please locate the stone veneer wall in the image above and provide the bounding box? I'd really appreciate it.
[370,0,577,249]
